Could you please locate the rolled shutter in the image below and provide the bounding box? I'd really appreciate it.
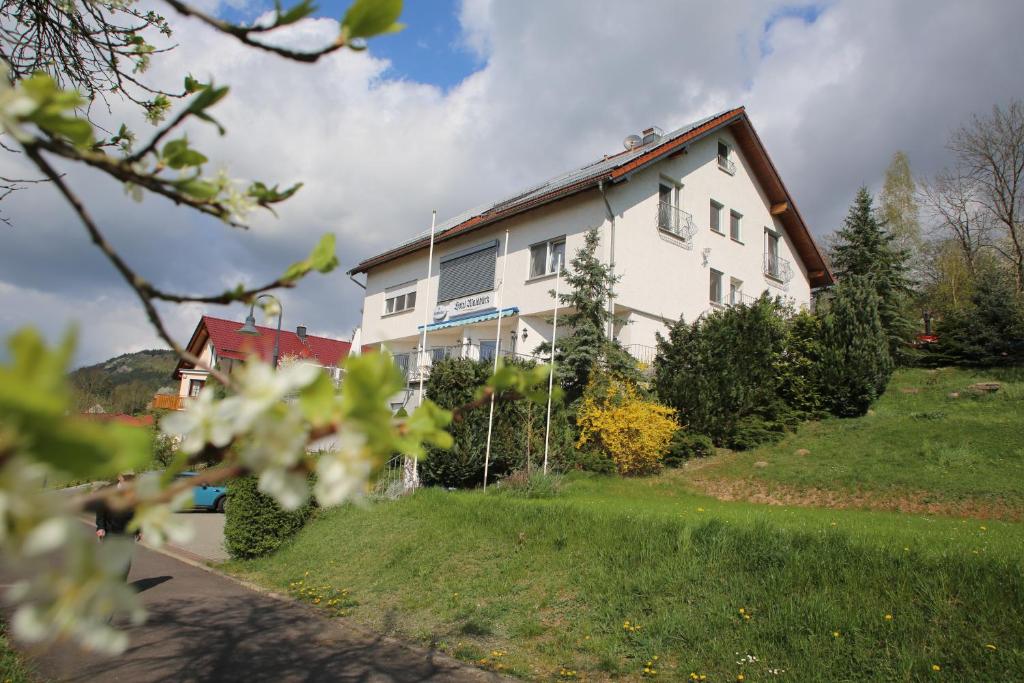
[437,241,498,302]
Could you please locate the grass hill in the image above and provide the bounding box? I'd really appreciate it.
[69,349,177,415]
[226,367,1024,681]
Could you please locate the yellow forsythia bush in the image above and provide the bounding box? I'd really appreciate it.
[575,376,678,476]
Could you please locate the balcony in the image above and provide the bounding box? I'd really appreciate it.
[718,154,736,175]
[763,252,794,283]
[151,394,189,411]
[390,343,545,383]
[657,201,696,244]
[729,290,758,306]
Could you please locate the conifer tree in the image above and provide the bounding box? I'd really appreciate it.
[820,275,893,417]
[537,228,637,406]
[831,187,914,361]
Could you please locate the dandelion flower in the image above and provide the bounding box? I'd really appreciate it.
[885,614,893,621]
[737,675,745,681]
[985,644,997,651]
[833,631,840,637]
[932,664,941,671]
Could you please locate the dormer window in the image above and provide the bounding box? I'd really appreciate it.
[718,140,736,175]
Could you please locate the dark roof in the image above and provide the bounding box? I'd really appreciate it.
[349,107,833,288]
[175,316,351,377]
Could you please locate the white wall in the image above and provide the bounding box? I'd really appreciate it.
[358,127,814,354]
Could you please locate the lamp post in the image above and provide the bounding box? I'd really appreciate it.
[238,294,283,369]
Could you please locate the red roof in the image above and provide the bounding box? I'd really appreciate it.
[176,316,351,377]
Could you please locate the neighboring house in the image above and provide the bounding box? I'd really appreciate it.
[348,107,833,407]
[151,315,351,410]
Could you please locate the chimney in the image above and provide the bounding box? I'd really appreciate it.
[296,325,307,341]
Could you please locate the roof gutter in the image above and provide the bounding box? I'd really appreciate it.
[348,272,367,289]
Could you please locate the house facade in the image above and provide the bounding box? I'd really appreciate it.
[152,315,351,410]
[349,108,832,407]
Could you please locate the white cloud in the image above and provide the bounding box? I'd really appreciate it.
[1,0,1023,366]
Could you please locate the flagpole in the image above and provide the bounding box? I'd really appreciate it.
[482,228,510,490]
[411,209,437,489]
[417,209,438,407]
[542,255,562,474]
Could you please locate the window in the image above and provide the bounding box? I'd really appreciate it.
[438,240,498,302]
[730,210,742,242]
[188,379,204,398]
[710,200,724,233]
[709,269,723,305]
[765,230,781,278]
[717,141,735,174]
[384,281,417,315]
[479,340,497,361]
[729,278,743,305]
[529,237,566,279]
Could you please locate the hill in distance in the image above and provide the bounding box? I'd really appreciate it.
[69,349,178,416]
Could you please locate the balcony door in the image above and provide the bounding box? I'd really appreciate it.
[479,340,497,362]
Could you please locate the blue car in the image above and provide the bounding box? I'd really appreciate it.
[176,472,227,513]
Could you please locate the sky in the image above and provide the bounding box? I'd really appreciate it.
[1,0,1023,367]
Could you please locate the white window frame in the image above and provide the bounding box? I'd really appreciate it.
[528,236,566,280]
[729,277,744,305]
[709,268,724,305]
[729,209,743,242]
[383,281,417,317]
[717,139,736,175]
[710,199,725,234]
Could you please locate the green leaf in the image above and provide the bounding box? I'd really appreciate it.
[184,75,203,94]
[248,181,302,204]
[282,233,339,282]
[299,372,338,427]
[161,137,208,169]
[277,0,317,26]
[175,178,219,201]
[341,0,403,40]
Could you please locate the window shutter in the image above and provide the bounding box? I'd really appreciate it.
[438,242,498,302]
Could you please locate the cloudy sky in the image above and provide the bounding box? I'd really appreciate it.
[1,0,1023,367]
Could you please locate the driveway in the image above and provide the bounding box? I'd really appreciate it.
[3,542,501,683]
[164,511,228,563]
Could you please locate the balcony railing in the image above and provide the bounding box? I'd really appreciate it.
[763,251,794,283]
[151,394,188,411]
[390,344,547,383]
[657,201,696,244]
[729,290,758,306]
[718,154,736,175]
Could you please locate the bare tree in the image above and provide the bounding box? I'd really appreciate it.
[949,100,1024,291]
[919,167,992,273]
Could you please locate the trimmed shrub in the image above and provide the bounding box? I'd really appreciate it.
[654,295,796,448]
[819,275,893,417]
[419,357,574,488]
[224,475,314,560]
[664,430,714,467]
[575,374,677,476]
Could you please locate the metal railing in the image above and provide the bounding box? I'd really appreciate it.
[389,344,547,383]
[657,201,696,243]
[151,394,188,411]
[729,291,758,306]
[370,454,419,499]
[718,154,736,175]
[625,344,657,366]
[763,252,794,283]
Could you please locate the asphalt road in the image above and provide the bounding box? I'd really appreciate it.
[3,541,501,683]
[166,510,228,563]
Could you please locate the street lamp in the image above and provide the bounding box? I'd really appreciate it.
[238,294,283,369]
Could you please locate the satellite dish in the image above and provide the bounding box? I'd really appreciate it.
[623,134,642,151]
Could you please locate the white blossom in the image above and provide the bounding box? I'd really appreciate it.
[314,431,372,507]
[258,468,309,511]
[131,489,195,548]
[160,387,235,454]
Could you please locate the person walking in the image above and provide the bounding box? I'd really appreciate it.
[95,472,140,581]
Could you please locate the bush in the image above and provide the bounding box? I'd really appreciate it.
[420,357,574,488]
[569,448,617,474]
[575,374,677,476]
[654,295,796,449]
[931,266,1024,366]
[664,430,714,467]
[224,475,314,560]
[819,275,893,417]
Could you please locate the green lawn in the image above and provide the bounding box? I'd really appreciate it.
[228,480,1024,681]
[226,366,1024,681]
[697,367,1024,517]
[0,619,35,683]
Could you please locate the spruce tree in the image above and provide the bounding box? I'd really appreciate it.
[820,275,893,417]
[830,187,914,361]
[537,228,637,406]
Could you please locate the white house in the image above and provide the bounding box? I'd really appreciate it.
[348,107,833,407]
